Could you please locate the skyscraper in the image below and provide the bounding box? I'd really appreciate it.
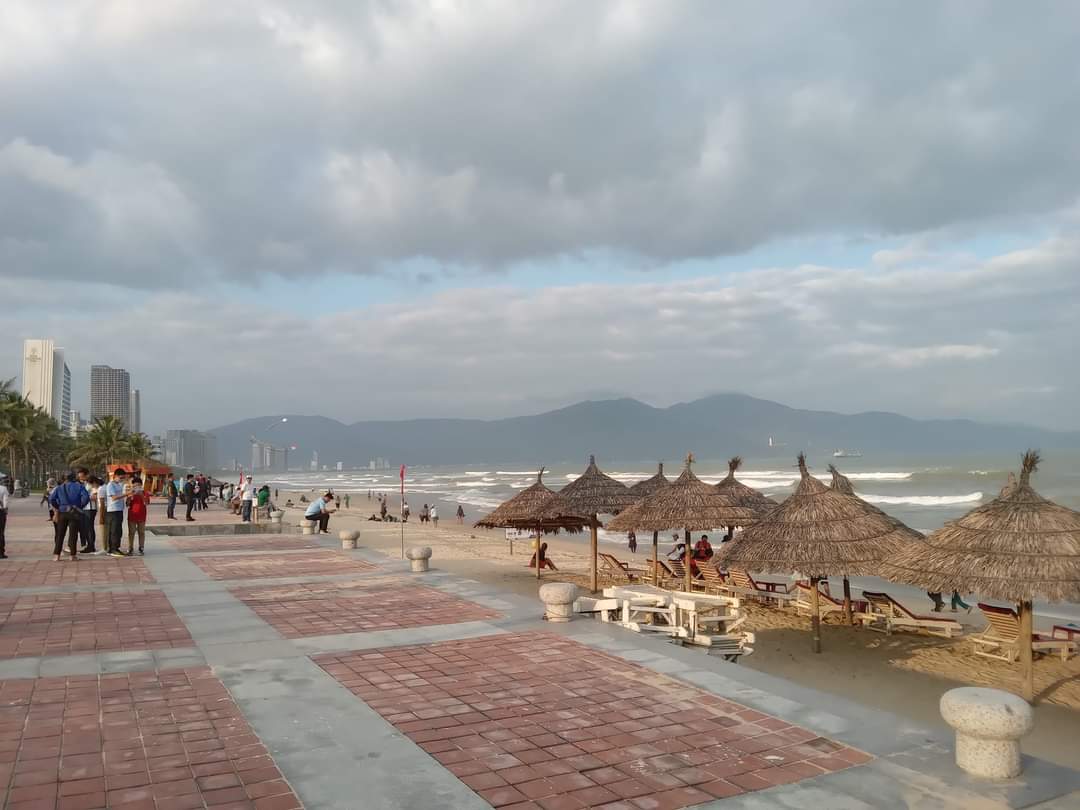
[129,389,141,433]
[164,430,218,470]
[21,339,71,429]
[90,365,131,429]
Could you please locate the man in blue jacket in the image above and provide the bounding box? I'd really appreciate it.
[49,471,90,560]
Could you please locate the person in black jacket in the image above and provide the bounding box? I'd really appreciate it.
[166,473,179,519]
[183,474,197,521]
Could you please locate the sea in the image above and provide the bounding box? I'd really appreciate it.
[253,450,1080,625]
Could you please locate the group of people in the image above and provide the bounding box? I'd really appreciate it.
[41,467,150,560]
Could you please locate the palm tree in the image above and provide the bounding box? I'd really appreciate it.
[69,416,129,469]
[121,432,158,466]
[0,382,71,484]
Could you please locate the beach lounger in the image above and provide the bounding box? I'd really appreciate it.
[973,604,1076,663]
[726,569,793,605]
[693,564,727,595]
[667,558,702,589]
[793,581,868,618]
[645,559,676,587]
[1053,623,1080,642]
[598,552,641,584]
[858,591,963,638]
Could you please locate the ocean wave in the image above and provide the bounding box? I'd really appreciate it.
[456,481,498,487]
[860,492,983,506]
[464,471,490,476]
[495,471,542,476]
[967,470,1002,476]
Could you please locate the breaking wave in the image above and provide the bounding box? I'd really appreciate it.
[860,492,983,507]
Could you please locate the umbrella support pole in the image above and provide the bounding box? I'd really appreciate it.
[652,531,658,587]
[684,529,692,593]
[1019,600,1034,702]
[589,518,599,592]
[842,577,853,626]
[810,577,822,653]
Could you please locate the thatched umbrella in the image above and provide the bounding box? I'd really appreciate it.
[609,454,758,593]
[560,456,637,592]
[828,464,922,624]
[719,453,921,653]
[475,468,590,580]
[714,456,777,542]
[879,451,1080,701]
[628,463,671,585]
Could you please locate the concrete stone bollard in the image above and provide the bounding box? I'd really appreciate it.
[940,687,1034,779]
[269,510,285,525]
[406,546,432,572]
[339,529,360,550]
[301,520,316,536]
[539,582,579,623]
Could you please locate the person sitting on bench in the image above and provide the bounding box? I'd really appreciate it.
[304,492,334,534]
[528,541,558,570]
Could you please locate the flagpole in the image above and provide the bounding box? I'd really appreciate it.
[399,464,406,559]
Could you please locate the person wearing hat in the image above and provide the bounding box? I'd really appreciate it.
[240,475,256,522]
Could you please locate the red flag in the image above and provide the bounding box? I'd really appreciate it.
[399,464,406,494]
[238,468,244,487]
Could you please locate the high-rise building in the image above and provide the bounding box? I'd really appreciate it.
[249,440,289,472]
[164,430,218,471]
[310,450,319,471]
[90,365,131,429]
[129,389,141,434]
[21,339,71,429]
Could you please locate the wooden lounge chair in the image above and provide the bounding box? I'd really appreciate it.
[793,581,868,618]
[858,591,963,638]
[973,603,1076,663]
[726,569,793,605]
[598,552,640,584]
[693,564,727,595]
[645,559,676,587]
[1052,623,1080,642]
[667,558,702,590]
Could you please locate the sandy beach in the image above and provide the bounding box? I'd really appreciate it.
[269,491,1080,768]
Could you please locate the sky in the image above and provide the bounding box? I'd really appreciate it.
[1,1,1079,435]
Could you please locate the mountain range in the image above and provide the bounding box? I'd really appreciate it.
[207,393,1080,467]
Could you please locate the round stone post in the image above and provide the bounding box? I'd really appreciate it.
[406,546,432,572]
[270,510,285,525]
[940,687,1034,779]
[301,520,316,536]
[539,582,579,623]
[339,529,360,550]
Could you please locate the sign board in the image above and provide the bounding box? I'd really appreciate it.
[504,528,539,541]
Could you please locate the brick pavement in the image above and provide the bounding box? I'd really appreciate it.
[0,561,156,589]
[0,668,303,810]
[315,632,871,809]
[166,539,320,554]
[189,552,375,581]
[231,580,501,638]
[0,591,193,659]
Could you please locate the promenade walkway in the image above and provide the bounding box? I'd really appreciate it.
[1,497,1077,809]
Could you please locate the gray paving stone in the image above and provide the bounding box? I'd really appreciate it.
[38,654,100,676]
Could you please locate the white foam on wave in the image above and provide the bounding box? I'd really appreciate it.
[456,481,498,487]
[861,492,983,506]
[495,471,541,476]
[464,471,490,476]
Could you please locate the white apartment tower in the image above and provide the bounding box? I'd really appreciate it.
[21,339,71,430]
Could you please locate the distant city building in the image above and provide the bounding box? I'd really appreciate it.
[150,434,165,460]
[249,440,288,473]
[67,410,88,438]
[21,339,71,430]
[164,430,218,471]
[310,451,319,471]
[336,461,343,471]
[367,457,390,470]
[90,365,131,429]
[129,389,141,433]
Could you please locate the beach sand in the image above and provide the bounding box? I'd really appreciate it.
[274,492,1080,767]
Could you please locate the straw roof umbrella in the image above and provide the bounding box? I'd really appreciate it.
[609,454,758,593]
[560,456,638,592]
[714,456,776,542]
[879,451,1080,701]
[475,468,590,580]
[827,464,922,624]
[627,463,672,586]
[719,453,921,653]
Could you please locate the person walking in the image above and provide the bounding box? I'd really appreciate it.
[183,474,197,521]
[0,476,9,559]
[456,504,464,525]
[950,590,972,613]
[240,475,255,522]
[104,468,128,556]
[927,591,946,612]
[200,476,210,510]
[430,504,438,528]
[166,473,178,519]
[126,476,150,555]
[50,472,90,561]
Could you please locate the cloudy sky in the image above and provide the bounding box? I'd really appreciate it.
[2,1,1078,434]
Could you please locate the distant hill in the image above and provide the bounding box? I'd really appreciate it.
[207,393,1080,467]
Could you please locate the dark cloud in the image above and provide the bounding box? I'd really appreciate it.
[2,2,1080,283]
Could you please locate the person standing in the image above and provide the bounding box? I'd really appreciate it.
[0,476,9,559]
[240,475,255,522]
[166,473,178,519]
[183,474,197,521]
[126,477,150,555]
[104,468,128,556]
[81,473,99,553]
[430,504,438,528]
[456,504,465,525]
[50,472,90,561]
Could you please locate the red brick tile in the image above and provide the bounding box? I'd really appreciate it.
[726,771,772,791]
[478,785,528,807]
[698,779,743,799]
[191,551,374,580]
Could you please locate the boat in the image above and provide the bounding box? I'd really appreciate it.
[832,449,863,458]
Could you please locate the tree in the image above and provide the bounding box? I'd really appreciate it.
[0,380,71,483]
[69,416,128,469]
[121,432,158,466]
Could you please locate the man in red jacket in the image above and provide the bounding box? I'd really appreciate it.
[126,476,151,556]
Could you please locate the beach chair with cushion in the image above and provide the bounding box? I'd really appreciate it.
[973,604,1076,663]
[726,569,793,605]
[598,552,641,584]
[858,591,963,638]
